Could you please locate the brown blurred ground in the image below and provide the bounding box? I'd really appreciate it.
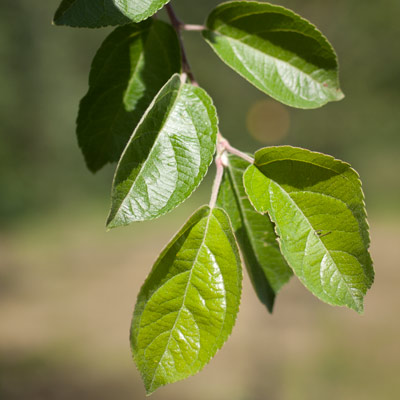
[1,205,399,400]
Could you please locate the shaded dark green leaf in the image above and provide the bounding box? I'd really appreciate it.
[217,154,292,312]
[53,0,170,28]
[77,20,181,172]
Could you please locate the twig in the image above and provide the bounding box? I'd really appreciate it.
[182,24,205,31]
[217,133,254,164]
[209,156,224,209]
[165,4,197,84]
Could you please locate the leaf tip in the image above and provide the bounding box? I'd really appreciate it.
[52,18,61,26]
[143,375,165,396]
[145,386,155,396]
[105,214,117,230]
[87,164,101,174]
[355,303,365,315]
[334,88,345,102]
[266,302,275,314]
[349,298,364,314]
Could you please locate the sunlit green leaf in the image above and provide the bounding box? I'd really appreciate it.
[244,146,374,312]
[77,20,181,172]
[203,1,344,108]
[131,206,242,394]
[53,0,170,28]
[217,154,292,312]
[107,74,218,227]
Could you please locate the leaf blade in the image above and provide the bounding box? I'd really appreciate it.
[53,0,170,28]
[203,1,343,108]
[131,206,242,394]
[77,20,181,172]
[107,74,218,227]
[116,0,171,23]
[217,154,292,312]
[244,146,373,312]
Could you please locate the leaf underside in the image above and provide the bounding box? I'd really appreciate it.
[203,1,343,108]
[107,74,218,227]
[217,154,292,312]
[131,206,242,394]
[244,146,374,312]
[77,20,181,172]
[53,0,170,27]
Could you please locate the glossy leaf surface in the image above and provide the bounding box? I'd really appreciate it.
[77,20,181,172]
[107,74,218,227]
[53,0,170,28]
[244,146,374,312]
[203,1,343,108]
[217,154,292,312]
[131,206,242,394]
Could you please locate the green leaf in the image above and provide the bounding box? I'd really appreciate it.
[131,206,242,394]
[107,74,218,228]
[243,146,374,312]
[77,20,181,172]
[53,0,170,28]
[203,1,344,109]
[216,154,292,312]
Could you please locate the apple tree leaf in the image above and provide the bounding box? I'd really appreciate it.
[77,20,181,172]
[244,146,374,312]
[53,0,170,28]
[203,1,344,108]
[107,74,218,227]
[131,206,242,394]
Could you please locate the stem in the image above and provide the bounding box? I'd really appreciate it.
[165,3,182,27]
[182,24,205,31]
[217,133,254,164]
[209,156,224,209]
[165,3,197,84]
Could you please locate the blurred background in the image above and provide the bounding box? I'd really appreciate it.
[1,0,399,399]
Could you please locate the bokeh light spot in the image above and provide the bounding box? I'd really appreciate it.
[246,100,290,144]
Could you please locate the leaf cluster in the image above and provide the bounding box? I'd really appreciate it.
[53,0,374,394]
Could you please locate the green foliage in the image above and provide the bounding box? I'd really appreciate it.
[217,154,292,312]
[52,0,374,394]
[244,147,373,312]
[107,74,218,227]
[77,20,181,172]
[203,1,343,108]
[53,0,170,27]
[131,206,242,394]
